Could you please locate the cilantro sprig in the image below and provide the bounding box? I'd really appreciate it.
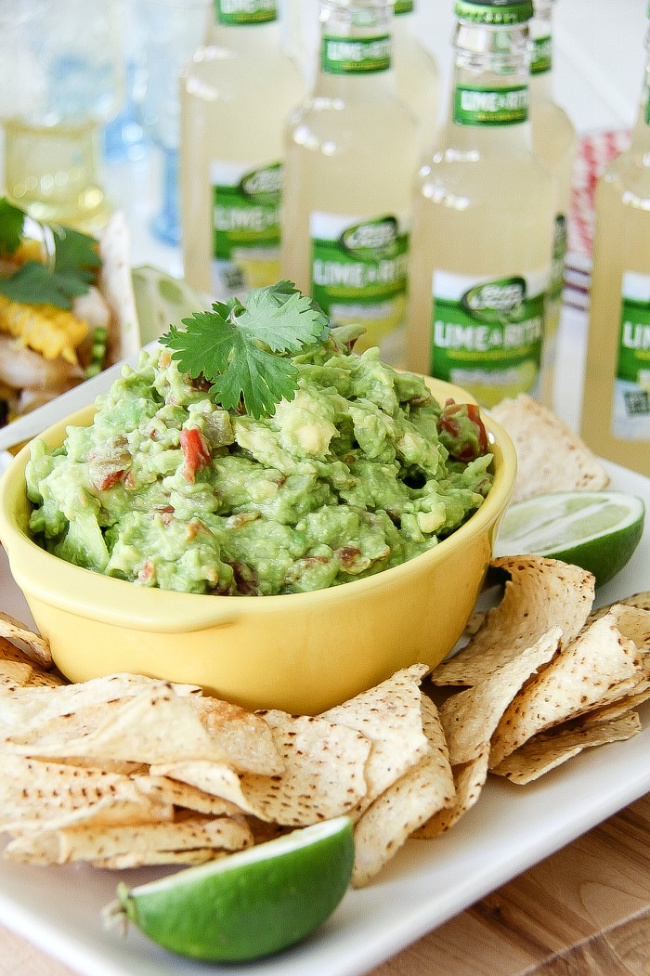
[0,198,101,309]
[159,281,330,420]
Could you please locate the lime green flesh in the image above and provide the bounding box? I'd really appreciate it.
[118,817,355,963]
[131,265,206,345]
[495,490,645,586]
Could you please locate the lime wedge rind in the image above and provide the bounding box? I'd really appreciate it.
[495,490,645,587]
[107,816,354,963]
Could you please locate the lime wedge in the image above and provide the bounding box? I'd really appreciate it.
[494,489,645,586]
[104,816,354,962]
[131,265,208,344]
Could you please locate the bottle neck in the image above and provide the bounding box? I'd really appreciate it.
[529,0,554,100]
[206,0,282,48]
[394,0,416,30]
[447,18,533,148]
[313,0,397,98]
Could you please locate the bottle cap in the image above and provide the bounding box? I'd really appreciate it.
[454,0,534,25]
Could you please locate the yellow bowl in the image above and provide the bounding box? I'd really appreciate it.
[0,379,516,714]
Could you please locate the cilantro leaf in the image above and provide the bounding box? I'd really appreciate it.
[0,199,100,308]
[160,281,331,419]
[212,336,300,419]
[51,223,101,283]
[0,199,26,256]
[0,261,83,308]
[238,283,329,352]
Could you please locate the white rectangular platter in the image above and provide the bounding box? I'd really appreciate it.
[0,458,648,976]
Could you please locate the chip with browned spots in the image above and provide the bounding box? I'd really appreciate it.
[432,556,595,687]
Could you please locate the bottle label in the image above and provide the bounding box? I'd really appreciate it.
[430,269,549,406]
[530,34,552,75]
[455,1,532,25]
[215,0,277,26]
[453,85,529,126]
[310,211,409,354]
[612,271,650,441]
[211,159,282,294]
[321,35,391,75]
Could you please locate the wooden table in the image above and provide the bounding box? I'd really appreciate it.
[4,792,649,976]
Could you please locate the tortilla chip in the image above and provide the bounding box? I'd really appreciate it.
[190,696,283,775]
[0,612,52,667]
[587,591,650,630]
[432,556,594,687]
[0,755,173,833]
[578,681,650,726]
[98,210,140,363]
[490,393,609,502]
[413,742,490,838]
[0,672,200,735]
[351,695,455,887]
[491,712,642,784]
[91,849,220,869]
[0,658,34,693]
[622,591,650,613]
[154,710,372,827]
[439,627,562,765]
[4,814,252,866]
[239,711,372,825]
[322,664,430,811]
[489,604,649,767]
[4,684,228,766]
[150,760,260,816]
[134,775,245,818]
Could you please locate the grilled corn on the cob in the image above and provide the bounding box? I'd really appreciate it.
[0,295,88,364]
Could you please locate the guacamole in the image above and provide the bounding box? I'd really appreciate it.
[25,331,494,596]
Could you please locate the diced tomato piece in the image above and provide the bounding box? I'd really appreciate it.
[94,469,125,491]
[180,427,211,482]
[437,399,489,462]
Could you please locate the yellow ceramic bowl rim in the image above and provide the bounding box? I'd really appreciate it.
[0,379,517,634]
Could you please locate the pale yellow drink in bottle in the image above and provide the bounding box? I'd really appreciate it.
[407,0,555,408]
[281,0,439,148]
[530,0,577,407]
[180,0,305,298]
[580,10,650,477]
[392,0,440,150]
[281,0,419,366]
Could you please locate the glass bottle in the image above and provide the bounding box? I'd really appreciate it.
[281,0,419,365]
[392,1,440,151]
[0,0,124,233]
[180,0,305,298]
[406,0,555,408]
[530,0,577,408]
[579,8,650,477]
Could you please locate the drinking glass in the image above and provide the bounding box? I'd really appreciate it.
[133,0,209,247]
[0,0,124,232]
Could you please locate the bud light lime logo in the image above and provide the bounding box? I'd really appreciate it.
[461,277,527,323]
[240,163,282,201]
[340,217,398,258]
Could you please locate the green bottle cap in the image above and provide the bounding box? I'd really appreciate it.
[454,0,534,25]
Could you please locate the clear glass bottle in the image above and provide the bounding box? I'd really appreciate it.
[281,0,419,365]
[392,1,440,151]
[406,0,555,408]
[579,9,650,477]
[180,0,305,298]
[530,0,577,408]
[0,0,124,233]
